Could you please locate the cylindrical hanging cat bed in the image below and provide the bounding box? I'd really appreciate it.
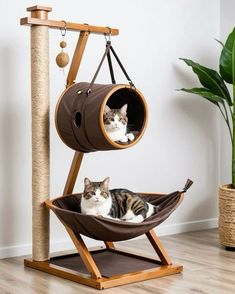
[55,41,148,153]
[55,82,148,152]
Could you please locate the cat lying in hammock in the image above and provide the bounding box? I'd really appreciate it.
[81,177,157,223]
[103,104,135,143]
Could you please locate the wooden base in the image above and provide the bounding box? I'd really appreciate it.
[24,248,182,290]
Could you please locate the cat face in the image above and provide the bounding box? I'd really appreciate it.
[103,104,128,131]
[83,177,110,203]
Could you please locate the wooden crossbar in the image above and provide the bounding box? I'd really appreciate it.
[20,6,119,35]
[20,17,119,35]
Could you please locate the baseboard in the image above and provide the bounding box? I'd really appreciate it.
[0,239,75,260]
[0,218,218,259]
[154,217,218,236]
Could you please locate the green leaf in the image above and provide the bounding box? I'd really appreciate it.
[219,28,235,84]
[180,58,232,106]
[180,87,225,106]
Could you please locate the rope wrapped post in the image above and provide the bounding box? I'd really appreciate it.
[28,5,52,261]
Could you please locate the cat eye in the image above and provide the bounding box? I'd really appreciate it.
[110,118,114,122]
[90,191,96,195]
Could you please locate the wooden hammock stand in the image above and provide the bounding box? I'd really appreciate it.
[21,5,183,290]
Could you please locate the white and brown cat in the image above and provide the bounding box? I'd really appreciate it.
[103,104,135,143]
[81,177,156,223]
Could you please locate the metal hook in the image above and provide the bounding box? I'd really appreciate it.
[104,27,111,43]
[60,20,67,37]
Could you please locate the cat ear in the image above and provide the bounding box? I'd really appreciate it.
[120,104,128,115]
[104,105,111,114]
[84,177,91,186]
[103,177,110,188]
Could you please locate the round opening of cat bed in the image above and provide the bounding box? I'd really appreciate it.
[73,111,82,127]
[100,86,148,149]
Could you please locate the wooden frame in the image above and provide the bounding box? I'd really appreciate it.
[22,5,183,290]
[25,247,182,290]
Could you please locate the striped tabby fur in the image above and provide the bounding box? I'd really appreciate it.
[81,177,156,223]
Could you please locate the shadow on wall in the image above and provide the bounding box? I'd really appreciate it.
[168,95,219,220]
[0,46,16,247]
[172,62,219,152]
[162,64,220,220]
[0,46,29,249]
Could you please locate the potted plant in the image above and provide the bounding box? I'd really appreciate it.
[179,28,235,250]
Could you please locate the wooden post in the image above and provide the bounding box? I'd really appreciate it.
[62,31,90,195]
[63,152,84,195]
[29,5,52,261]
[66,31,90,87]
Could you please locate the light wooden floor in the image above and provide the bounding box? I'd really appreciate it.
[0,229,234,294]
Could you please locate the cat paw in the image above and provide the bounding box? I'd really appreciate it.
[125,215,144,223]
[102,215,121,221]
[119,136,128,143]
[127,133,135,141]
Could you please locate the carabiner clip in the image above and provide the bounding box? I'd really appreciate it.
[104,27,111,43]
[60,20,67,37]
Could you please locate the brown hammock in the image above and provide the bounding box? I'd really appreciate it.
[46,180,193,242]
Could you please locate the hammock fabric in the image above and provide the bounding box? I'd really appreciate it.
[51,180,193,242]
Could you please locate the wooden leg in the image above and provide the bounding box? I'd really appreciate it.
[63,223,102,279]
[146,230,172,265]
[63,152,84,195]
[105,241,115,249]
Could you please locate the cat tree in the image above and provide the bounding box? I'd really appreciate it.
[20,5,191,290]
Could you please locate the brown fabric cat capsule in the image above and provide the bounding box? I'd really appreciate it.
[55,82,148,152]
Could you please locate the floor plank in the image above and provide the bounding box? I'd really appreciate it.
[0,229,234,293]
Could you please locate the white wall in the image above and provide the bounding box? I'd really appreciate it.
[220,0,234,185]
[0,0,221,258]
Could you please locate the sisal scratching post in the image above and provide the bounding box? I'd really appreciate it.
[30,6,51,261]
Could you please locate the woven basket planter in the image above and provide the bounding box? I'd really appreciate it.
[219,184,235,249]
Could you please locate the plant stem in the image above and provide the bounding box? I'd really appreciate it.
[219,104,233,143]
[232,84,235,187]
[232,41,235,188]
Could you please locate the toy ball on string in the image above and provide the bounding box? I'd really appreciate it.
[56,21,70,69]
[56,41,69,68]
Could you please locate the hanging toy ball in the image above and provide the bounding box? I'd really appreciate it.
[56,52,69,68]
[56,38,69,68]
[60,41,67,48]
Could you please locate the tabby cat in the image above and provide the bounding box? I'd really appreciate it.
[103,104,135,143]
[81,177,156,223]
